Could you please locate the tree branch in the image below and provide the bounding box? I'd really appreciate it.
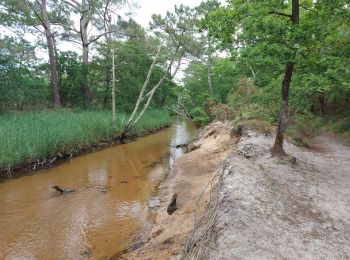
[26,0,46,29]
[269,11,292,19]
[61,0,80,12]
[87,31,114,45]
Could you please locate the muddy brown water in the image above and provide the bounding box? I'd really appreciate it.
[0,117,196,260]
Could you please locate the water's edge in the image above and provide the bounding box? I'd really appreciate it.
[0,124,171,181]
[0,117,197,259]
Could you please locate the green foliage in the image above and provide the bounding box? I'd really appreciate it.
[201,0,350,143]
[180,58,237,125]
[57,51,84,106]
[0,36,50,111]
[189,107,210,126]
[227,76,279,124]
[0,109,171,168]
[286,114,323,147]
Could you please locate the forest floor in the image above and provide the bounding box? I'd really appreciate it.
[121,120,350,259]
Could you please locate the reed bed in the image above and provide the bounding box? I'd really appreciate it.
[0,109,171,168]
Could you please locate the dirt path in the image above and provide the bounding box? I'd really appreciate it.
[202,130,350,259]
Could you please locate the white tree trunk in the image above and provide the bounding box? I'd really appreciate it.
[122,44,183,134]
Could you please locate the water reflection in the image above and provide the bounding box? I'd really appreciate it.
[0,117,196,260]
[169,117,196,169]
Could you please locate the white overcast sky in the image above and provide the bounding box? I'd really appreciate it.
[133,0,204,28]
[2,0,218,80]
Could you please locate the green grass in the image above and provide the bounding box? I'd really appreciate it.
[0,109,171,168]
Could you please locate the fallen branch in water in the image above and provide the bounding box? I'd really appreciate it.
[166,102,198,128]
[52,185,76,194]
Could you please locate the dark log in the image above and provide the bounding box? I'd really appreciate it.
[167,193,178,215]
[52,185,75,194]
[52,185,64,193]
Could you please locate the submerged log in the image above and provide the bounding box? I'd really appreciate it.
[167,193,178,215]
[52,185,75,194]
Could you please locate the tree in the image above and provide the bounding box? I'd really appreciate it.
[59,0,127,106]
[0,0,62,107]
[0,37,49,110]
[206,0,305,154]
[120,5,196,134]
[39,0,61,107]
[195,0,221,95]
[271,0,299,155]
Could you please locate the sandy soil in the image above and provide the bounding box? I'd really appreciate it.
[119,121,350,260]
[120,121,236,260]
[203,129,350,260]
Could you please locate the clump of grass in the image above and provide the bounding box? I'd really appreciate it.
[0,109,171,168]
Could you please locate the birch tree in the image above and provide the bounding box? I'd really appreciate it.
[121,6,196,135]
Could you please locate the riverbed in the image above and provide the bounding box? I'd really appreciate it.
[0,117,196,259]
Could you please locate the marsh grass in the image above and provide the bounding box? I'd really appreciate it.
[0,109,171,168]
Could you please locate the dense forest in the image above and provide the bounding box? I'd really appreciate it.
[0,0,349,169]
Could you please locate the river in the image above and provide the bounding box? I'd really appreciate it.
[0,117,196,259]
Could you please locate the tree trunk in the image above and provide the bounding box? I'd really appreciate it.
[272,61,295,155]
[80,1,92,106]
[112,48,116,128]
[103,60,111,108]
[271,0,299,155]
[318,92,325,118]
[160,94,167,106]
[207,37,213,95]
[207,57,213,95]
[41,0,60,108]
[81,33,92,105]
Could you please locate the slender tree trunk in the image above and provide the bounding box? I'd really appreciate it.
[103,14,112,109]
[318,92,325,118]
[207,37,213,95]
[112,48,116,128]
[41,0,60,108]
[81,33,92,105]
[272,61,295,155]
[207,57,213,95]
[160,95,167,106]
[103,60,111,108]
[80,1,92,106]
[272,0,299,155]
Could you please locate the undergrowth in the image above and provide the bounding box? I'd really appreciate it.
[226,76,350,146]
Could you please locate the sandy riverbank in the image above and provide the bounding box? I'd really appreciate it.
[118,120,350,259]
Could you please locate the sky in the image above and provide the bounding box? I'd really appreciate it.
[133,0,207,80]
[1,0,215,81]
[133,0,204,28]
